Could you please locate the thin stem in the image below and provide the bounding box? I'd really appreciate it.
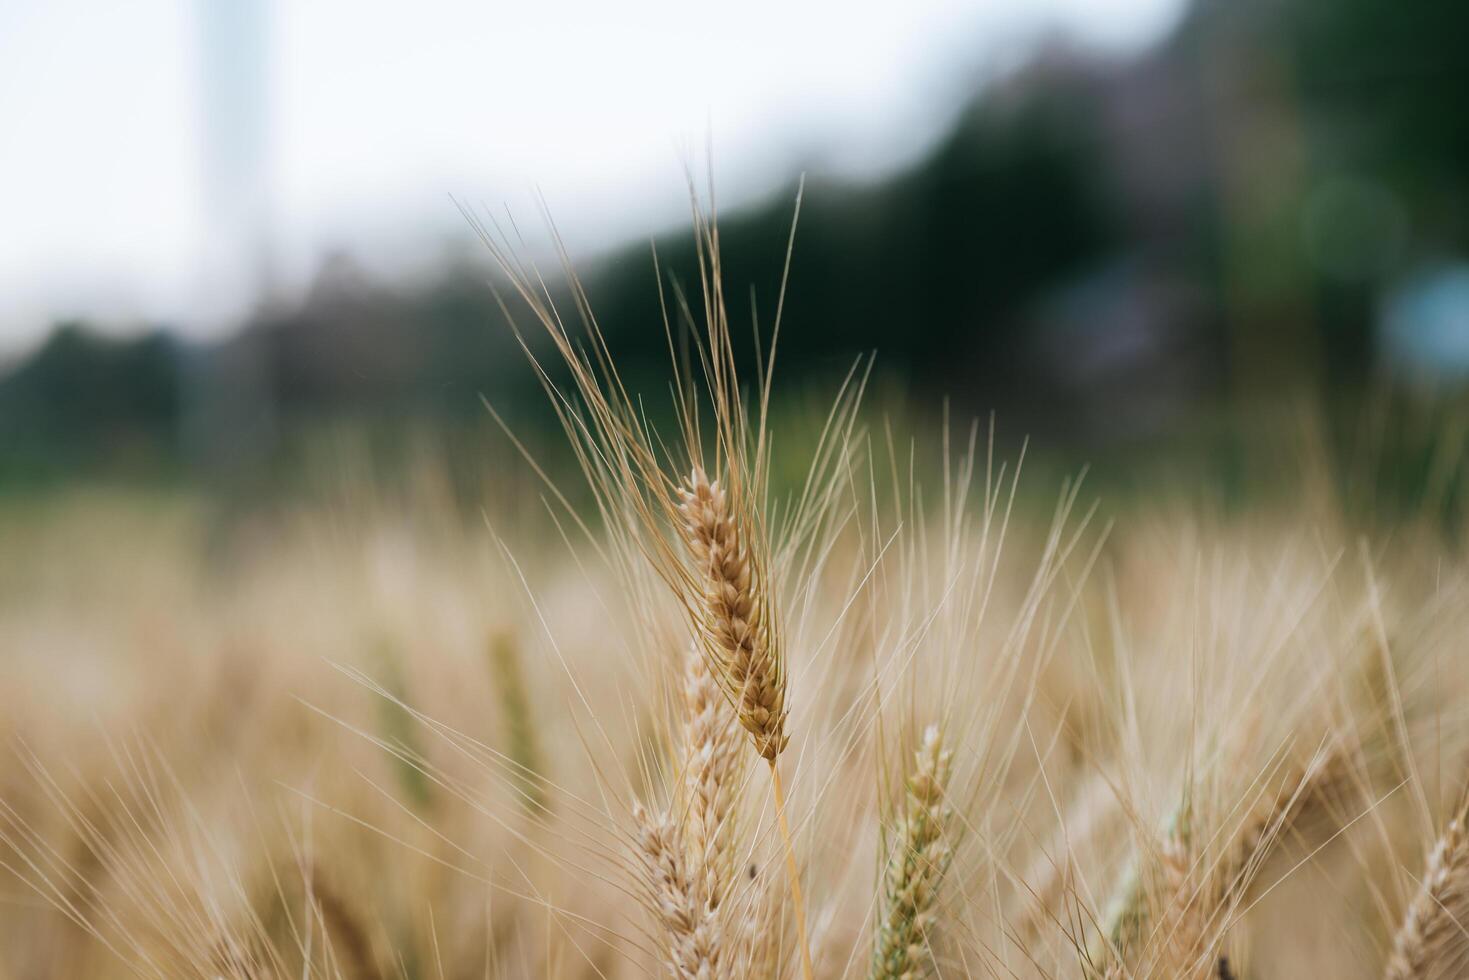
[770,758,815,980]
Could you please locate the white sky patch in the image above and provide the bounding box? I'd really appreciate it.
[0,0,1184,352]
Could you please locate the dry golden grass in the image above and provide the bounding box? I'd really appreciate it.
[4,449,1469,979]
[3,193,1469,980]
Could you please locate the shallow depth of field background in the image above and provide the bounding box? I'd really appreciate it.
[3,1,1469,977]
[2,0,1466,503]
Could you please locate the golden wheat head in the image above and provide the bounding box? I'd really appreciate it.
[678,465,788,761]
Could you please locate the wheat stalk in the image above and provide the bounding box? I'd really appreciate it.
[468,173,827,978]
[1384,792,1469,980]
[871,724,954,980]
[677,464,813,980]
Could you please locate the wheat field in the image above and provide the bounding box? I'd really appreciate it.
[2,204,1468,980]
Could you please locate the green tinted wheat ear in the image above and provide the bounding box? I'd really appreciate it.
[1385,792,1469,980]
[871,725,954,980]
[677,466,787,761]
[309,863,385,980]
[489,632,545,813]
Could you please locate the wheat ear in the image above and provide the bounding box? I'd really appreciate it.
[870,724,955,980]
[1152,820,1213,980]
[1218,740,1351,910]
[633,802,725,980]
[1384,791,1469,980]
[678,465,812,980]
[1098,740,1350,975]
[629,647,744,980]
[489,631,545,813]
[677,467,787,760]
[683,641,745,915]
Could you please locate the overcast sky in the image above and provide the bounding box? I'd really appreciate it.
[0,0,1183,352]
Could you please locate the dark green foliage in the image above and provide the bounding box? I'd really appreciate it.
[0,323,183,478]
